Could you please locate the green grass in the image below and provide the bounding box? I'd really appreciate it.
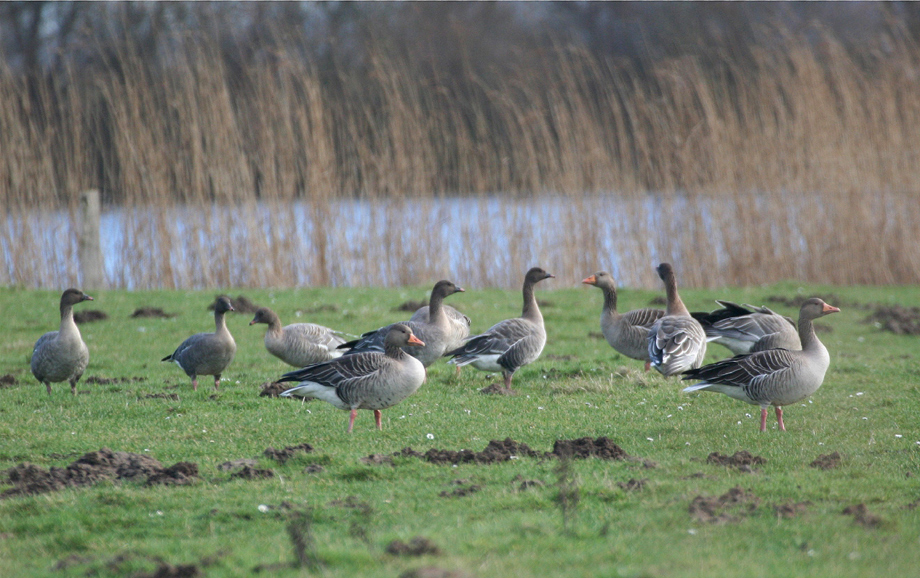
[1,282,919,577]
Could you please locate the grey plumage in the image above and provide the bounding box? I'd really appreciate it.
[682,297,840,431]
[339,280,466,367]
[647,263,707,376]
[692,300,800,355]
[583,271,664,368]
[447,267,554,387]
[409,303,471,354]
[279,324,427,433]
[31,288,94,395]
[250,307,345,367]
[162,296,236,391]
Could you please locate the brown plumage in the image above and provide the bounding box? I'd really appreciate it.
[162,296,237,391]
[250,307,346,367]
[31,288,94,395]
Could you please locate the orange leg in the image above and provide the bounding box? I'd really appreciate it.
[374,409,382,430]
[760,408,768,432]
[775,406,786,432]
[347,409,358,433]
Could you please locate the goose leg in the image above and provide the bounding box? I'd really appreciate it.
[644,360,651,372]
[760,408,768,432]
[347,409,358,433]
[775,406,786,432]
[503,371,513,389]
[45,382,52,395]
[70,380,77,396]
[191,377,198,391]
[213,374,221,390]
[374,409,382,430]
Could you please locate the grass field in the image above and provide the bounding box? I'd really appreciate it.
[0,281,918,577]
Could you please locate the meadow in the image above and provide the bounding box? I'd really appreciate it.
[1,281,918,578]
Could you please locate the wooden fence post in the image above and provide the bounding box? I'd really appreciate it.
[79,190,105,290]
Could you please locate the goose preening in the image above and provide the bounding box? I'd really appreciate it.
[162,296,237,391]
[692,300,800,355]
[582,271,664,371]
[249,307,346,367]
[339,280,465,367]
[647,263,707,376]
[682,297,839,432]
[31,288,94,395]
[447,267,554,388]
[279,324,426,433]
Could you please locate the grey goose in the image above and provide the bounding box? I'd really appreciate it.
[583,271,664,370]
[339,280,465,367]
[692,300,800,355]
[31,288,94,395]
[162,296,237,391]
[250,307,345,367]
[647,263,707,376]
[447,267,554,388]
[279,324,426,433]
[682,297,839,431]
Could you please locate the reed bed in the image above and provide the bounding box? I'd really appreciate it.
[2,23,920,289]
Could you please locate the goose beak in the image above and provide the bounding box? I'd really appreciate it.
[407,334,425,347]
[249,319,257,325]
[823,303,840,314]
[83,295,94,301]
[581,275,596,285]
[456,287,465,293]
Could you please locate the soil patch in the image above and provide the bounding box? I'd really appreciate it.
[85,376,147,385]
[263,443,314,464]
[329,496,370,509]
[385,537,442,556]
[396,437,631,465]
[689,486,760,524]
[617,478,647,492]
[230,466,274,480]
[400,568,471,578]
[2,448,197,498]
[512,475,544,491]
[145,393,180,400]
[0,374,16,387]
[810,451,842,470]
[131,307,177,319]
[360,454,393,466]
[395,299,427,312]
[304,464,325,474]
[707,450,766,471]
[260,381,292,398]
[209,295,259,314]
[843,503,883,527]
[217,459,258,472]
[74,310,108,324]
[479,383,517,395]
[774,501,811,518]
[864,305,920,335]
[439,481,481,498]
[137,563,202,578]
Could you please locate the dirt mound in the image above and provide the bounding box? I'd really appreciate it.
[0,374,16,387]
[230,466,274,480]
[263,444,314,464]
[131,307,177,319]
[85,376,147,385]
[145,393,179,400]
[439,480,481,498]
[479,383,517,395]
[549,437,629,460]
[217,459,258,471]
[74,310,108,324]
[360,454,393,466]
[400,568,471,578]
[617,478,647,492]
[864,305,920,335]
[774,501,811,518]
[810,451,841,470]
[689,486,759,524]
[386,537,442,556]
[137,563,201,578]
[706,450,766,471]
[396,437,631,465]
[395,299,427,312]
[209,295,259,314]
[259,382,291,397]
[2,448,197,498]
[843,503,883,527]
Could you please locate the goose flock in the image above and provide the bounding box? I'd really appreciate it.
[29,264,839,432]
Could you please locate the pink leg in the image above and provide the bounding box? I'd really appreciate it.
[192,378,198,391]
[503,372,513,388]
[760,408,768,432]
[775,406,786,432]
[45,382,52,395]
[347,409,358,433]
[644,360,651,372]
[214,375,221,390]
[374,409,382,430]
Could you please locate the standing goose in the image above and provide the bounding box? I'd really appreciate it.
[162,296,237,391]
[682,298,840,432]
[31,288,94,395]
[409,303,471,355]
[692,300,800,355]
[447,267,554,388]
[279,324,426,433]
[339,280,465,367]
[583,271,664,371]
[250,307,345,367]
[647,263,707,376]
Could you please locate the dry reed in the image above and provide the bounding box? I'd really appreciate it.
[2,24,920,289]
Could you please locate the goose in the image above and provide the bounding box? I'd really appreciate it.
[279,324,426,433]
[582,271,664,370]
[162,296,236,391]
[692,300,800,355]
[682,297,840,431]
[250,307,345,367]
[30,288,94,395]
[409,303,471,354]
[647,263,707,376]
[447,267,554,387]
[339,280,465,367]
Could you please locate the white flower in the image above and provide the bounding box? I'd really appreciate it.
[258,504,270,513]
[688,529,697,535]
[895,434,903,438]
[426,433,434,440]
